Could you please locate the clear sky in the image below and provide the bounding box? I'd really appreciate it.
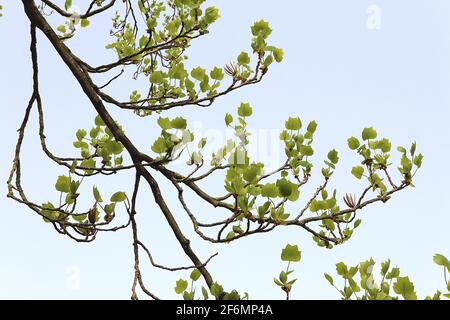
[0,0,449,300]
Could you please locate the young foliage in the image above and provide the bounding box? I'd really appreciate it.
[274,245,302,299]
[324,254,450,300]
[7,0,424,300]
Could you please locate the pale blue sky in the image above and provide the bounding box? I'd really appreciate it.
[0,0,449,299]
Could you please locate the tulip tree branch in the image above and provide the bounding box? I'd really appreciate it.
[6,0,422,300]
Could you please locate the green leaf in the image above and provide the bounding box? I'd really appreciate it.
[393,276,417,300]
[414,154,424,168]
[185,78,195,92]
[210,283,224,298]
[324,273,334,285]
[191,67,206,81]
[336,262,348,277]
[151,137,168,154]
[93,186,103,203]
[225,113,233,126]
[362,127,378,141]
[80,159,95,174]
[104,203,116,215]
[243,165,260,184]
[223,290,241,301]
[377,138,392,153]
[80,19,90,28]
[199,78,210,93]
[348,278,361,292]
[150,71,165,84]
[203,7,220,24]
[171,117,187,130]
[157,117,172,130]
[351,166,365,179]
[251,20,272,39]
[237,102,253,117]
[105,140,124,155]
[273,48,284,63]
[90,126,100,139]
[168,63,187,80]
[257,201,271,218]
[70,160,77,173]
[139,35,149,49]
[276,179,293,198]
[57,25,67,33]
[110,192,127,203]
[65,0,72,11]
[299,145,314,157]
[410,142,417,156]
[73,141,89,149]
[95,115,105,126]
[279,271,287,284]
[202,286,209,300]
[226,231,235,240]
[175,279,188,294]
[42,202,58,220]
[183,291,194,300]
[210,67,224,81]
[198,138,207,149]
[433,254,449,267]
[287,184,300,202]
[72,213,87,223]
[285,117,302,131]
[55,175,71,193]
[386,267,400,280]
[281,244,301,262]
[381,259,391,276]
[309,200,319,212]
[307,121,318,134]
[263,55,274,67]
[261,183,278,198]
[190,269,201,282]
[237,52,250,65]
[400,154,413,174]
[397,146,407,154]
[347,137,360,150]
[76,129,87,141]
[327,149,339,165]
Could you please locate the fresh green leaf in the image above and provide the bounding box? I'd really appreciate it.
[210,67,224,81]
[55,175,71,193]
[281,244,301,262]
[225,113,233,126]
[237,52,250,65]
[351,166,365,179]
[175,279,188,294]
[110,191,127,203]
[285,117,302,131]
[191,67,206,81]
[93,186,103,203]
[190,269,201,282]
[171,117,187,130]
[393,276,417,300]
[261,183,279,198]
[348,137,360,150]
[157,117,172,130]
[237,102,253,117]
[327,149,339,165]
[433,254,449,267]
[362,127,377,141]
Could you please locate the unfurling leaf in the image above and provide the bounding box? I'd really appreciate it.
[281,244,301,262]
